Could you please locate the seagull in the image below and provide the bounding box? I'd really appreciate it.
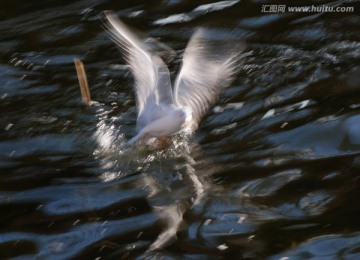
[104,11,245,146]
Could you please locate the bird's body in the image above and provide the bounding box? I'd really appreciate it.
[104,12,244,146]
[128,106,190,145]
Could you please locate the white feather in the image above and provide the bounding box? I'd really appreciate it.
[104,11,245,145]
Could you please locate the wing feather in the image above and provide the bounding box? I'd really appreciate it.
[104,11,174,131]
[174,28,245,126]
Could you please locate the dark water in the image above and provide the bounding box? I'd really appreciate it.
[1,0,360,259]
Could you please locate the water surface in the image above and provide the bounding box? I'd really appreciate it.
[1,0,360,259]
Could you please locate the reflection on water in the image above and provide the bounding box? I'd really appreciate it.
[1,0,360,259]
[94,104,210,251]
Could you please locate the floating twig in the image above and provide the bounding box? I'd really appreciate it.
[74,59,91,106]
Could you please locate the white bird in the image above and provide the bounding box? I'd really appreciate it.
[104,11,245,146]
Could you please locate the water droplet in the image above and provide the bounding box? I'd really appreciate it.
[217,244,228,250]
[4,123,14,131]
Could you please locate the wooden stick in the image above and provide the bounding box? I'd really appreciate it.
[74,59,91,106]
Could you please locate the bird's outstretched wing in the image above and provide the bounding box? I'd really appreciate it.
[174,28,245,127]
[104,11,174,131]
